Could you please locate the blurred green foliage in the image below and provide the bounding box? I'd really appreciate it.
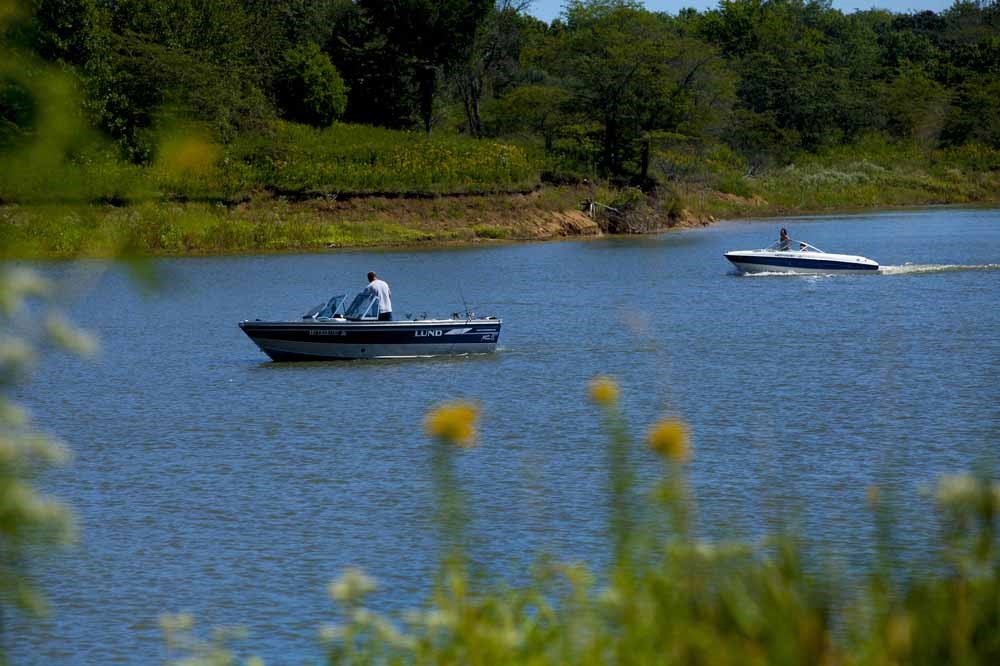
[0,266,94,649]
[0,10,105,655]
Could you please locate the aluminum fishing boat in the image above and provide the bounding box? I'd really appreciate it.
[725,239,879,274]
[239,291,502,361]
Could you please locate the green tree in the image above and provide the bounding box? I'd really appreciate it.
[452,1,536,138]
[275,42,348,127]
[723,108,800,169]
[695,0,766,59]
[539,1,732,180]
[95,33,270,160]
[51,0,274,159]
[701,0,885,155]
[24,0,109,66]
[882,61,948,145]
[490,84,573,150]
[325,2,421,129]
[357,0,493,134]
[940,74,1000,148]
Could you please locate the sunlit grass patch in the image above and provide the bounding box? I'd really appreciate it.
[320,221,437,246]
[471,224,509,239]
[0,198,520,258]
[218,121,540,197]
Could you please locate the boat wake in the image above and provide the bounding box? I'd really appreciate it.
[732,263,999,277]
[878,263,1000,275]
[733,270,835,278]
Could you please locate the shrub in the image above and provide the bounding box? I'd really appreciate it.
[275,43,348,128]
[472,225,508,239]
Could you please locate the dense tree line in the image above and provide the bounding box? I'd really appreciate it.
[2,0,999,182]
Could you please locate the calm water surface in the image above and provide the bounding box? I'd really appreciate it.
[10,207,1000,663]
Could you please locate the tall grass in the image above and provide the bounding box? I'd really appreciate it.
[158,378,1000,665]
[0,120,540,206]
[0,201,460,258]
[215,122,539,197]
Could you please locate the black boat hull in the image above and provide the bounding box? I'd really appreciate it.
[239,319,501,360]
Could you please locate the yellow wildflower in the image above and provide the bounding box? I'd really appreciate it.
[887,613,912,654]
[866,484,880,508]
[588,376,619,406]
[647,418,690,464]
[424,401,480,447]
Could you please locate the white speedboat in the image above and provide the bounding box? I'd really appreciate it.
[725,239,878,274]
[239,291,501,361]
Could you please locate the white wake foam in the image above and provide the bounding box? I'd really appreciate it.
[878,263,1000,275]
[732,263,1000,277]
[736,271,828,277]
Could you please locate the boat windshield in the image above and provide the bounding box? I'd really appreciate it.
[344,291,380,320]
[302,294,347,320]
[765,239,824,253]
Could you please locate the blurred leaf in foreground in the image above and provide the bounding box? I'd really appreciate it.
[0,267,87,625]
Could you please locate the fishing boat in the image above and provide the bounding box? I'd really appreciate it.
[725,239,879,274]
[239,291,502,361]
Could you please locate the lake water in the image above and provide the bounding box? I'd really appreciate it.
[9,207,1000,663]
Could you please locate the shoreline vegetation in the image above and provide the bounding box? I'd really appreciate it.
[3,2,1000,259]
[2,124,999,258]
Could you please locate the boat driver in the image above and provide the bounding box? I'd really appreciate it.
[779,228,790,250]
[365,271,393,321]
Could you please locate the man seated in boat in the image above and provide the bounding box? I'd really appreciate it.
[778,228,790,250]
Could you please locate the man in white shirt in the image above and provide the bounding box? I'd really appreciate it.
[364,271,393,320]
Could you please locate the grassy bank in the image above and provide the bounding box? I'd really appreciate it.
[0,188,596,259]
[2,130,1000,258]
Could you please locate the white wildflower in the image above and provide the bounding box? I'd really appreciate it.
[328,567,378,602]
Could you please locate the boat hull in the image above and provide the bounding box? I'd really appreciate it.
[239,319,502,361]
[725,251,879,274]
